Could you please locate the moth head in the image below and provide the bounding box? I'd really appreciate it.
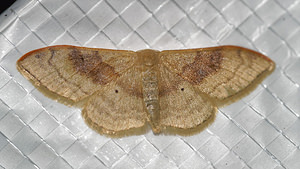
[136,49,160,66]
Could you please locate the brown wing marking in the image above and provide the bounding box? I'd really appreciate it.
[17,45,135,102]
[160,46,275,100]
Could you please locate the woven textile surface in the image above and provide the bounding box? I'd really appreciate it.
[0,0,300,168]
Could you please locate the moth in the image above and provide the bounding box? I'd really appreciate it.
[17,45,275,135]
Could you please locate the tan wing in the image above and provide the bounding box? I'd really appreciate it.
[82,66,147,134]
[160,46,275,101]
[17,45,135,102]
[158,64,216,129]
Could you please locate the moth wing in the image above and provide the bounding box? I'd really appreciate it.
[82,66,147,134]
[17,45,135,102]
[160,46,275,102]
[158,64,216,129]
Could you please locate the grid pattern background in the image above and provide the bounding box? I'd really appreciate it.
[0,0,300,168]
